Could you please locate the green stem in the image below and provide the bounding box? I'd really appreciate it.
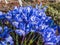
[27,32,33,42]
[13,26,19,45]
[11,25,15,40]
[38,37,43,45]
[28,34,39,45]
[21,36,25,45]
[28,34,35,45]
[24,38,26,45]
[16,34,19,45]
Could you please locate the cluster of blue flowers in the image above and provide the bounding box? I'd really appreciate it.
[0,3,60,45]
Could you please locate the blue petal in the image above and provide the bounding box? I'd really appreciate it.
[0,26,2,33]
[15,29,25,36]
[58,26,60,33]
[5,35,14,45]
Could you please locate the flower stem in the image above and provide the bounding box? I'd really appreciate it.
[16,34,19,45]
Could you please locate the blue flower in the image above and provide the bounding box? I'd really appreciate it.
[0,41,7,45]
[0,26,14,45]
[19,22,26,30]
[15,29,25,36]
[36,4,38,9]
[0,35,14,45]
[42,27,60,44]
[57,26,60,33]
[12,21,19,28]
[0,11,5,19]
[5,35,14,45]
[29,15,41,25]
[18,6,23,14]
[14,14,23,22]
[57,40,60,45]
[43,6,48,12]
[44,35,60,44]
[44,42,56,45]
[0,26,2,33]
[13,6,19,14]
[5,12,12,21]
[51,24,58,30]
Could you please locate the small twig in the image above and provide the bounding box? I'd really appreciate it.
[5,0,8,4]
[18,0,22,6]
